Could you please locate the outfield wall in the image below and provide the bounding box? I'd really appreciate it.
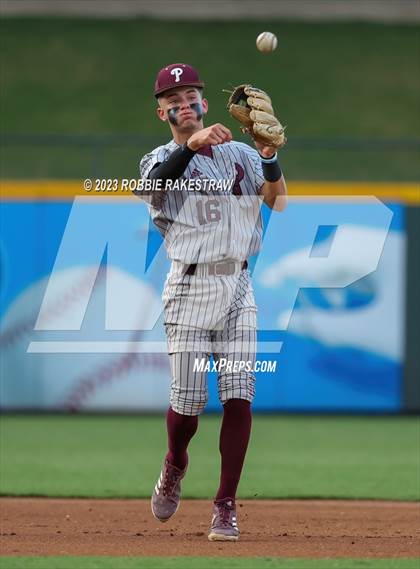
[1,0,419,22]
[1,181,415,413]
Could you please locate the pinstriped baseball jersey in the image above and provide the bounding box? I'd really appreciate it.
[139,140,265,264]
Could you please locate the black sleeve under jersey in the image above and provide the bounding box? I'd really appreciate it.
[133,143,197,208]
[148,143,196,181]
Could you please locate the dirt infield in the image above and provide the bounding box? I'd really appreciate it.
[0,498,418,558]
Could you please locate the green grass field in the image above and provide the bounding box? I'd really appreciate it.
[2,557,419,569]
[1,415,418,500]
[1,19,419,180]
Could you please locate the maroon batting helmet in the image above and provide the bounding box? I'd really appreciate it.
[154,63,205,97]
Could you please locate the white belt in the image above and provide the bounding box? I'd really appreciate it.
[171,259,248,277]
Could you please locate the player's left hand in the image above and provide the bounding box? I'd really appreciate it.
[254,140,278,158]
[227,84,286,149]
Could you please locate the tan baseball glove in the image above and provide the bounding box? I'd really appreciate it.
[227,84,286,148]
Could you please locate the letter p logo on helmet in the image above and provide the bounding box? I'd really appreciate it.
[171,67,184,83]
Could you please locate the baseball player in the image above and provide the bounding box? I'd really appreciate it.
[138,63,287,541]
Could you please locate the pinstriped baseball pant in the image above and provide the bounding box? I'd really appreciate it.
[163,267,257,416]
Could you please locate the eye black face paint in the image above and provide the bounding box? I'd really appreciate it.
[167,102,204,126]
[189,102,203,121]
[168,106,180,126]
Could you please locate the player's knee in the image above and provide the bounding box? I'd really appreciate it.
[218,373,255,405]
[170,386,208,416]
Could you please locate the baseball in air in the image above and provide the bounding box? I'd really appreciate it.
[256,31,278,53]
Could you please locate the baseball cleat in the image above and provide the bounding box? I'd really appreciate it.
[151,457,188,522]
[208,497,240,541]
